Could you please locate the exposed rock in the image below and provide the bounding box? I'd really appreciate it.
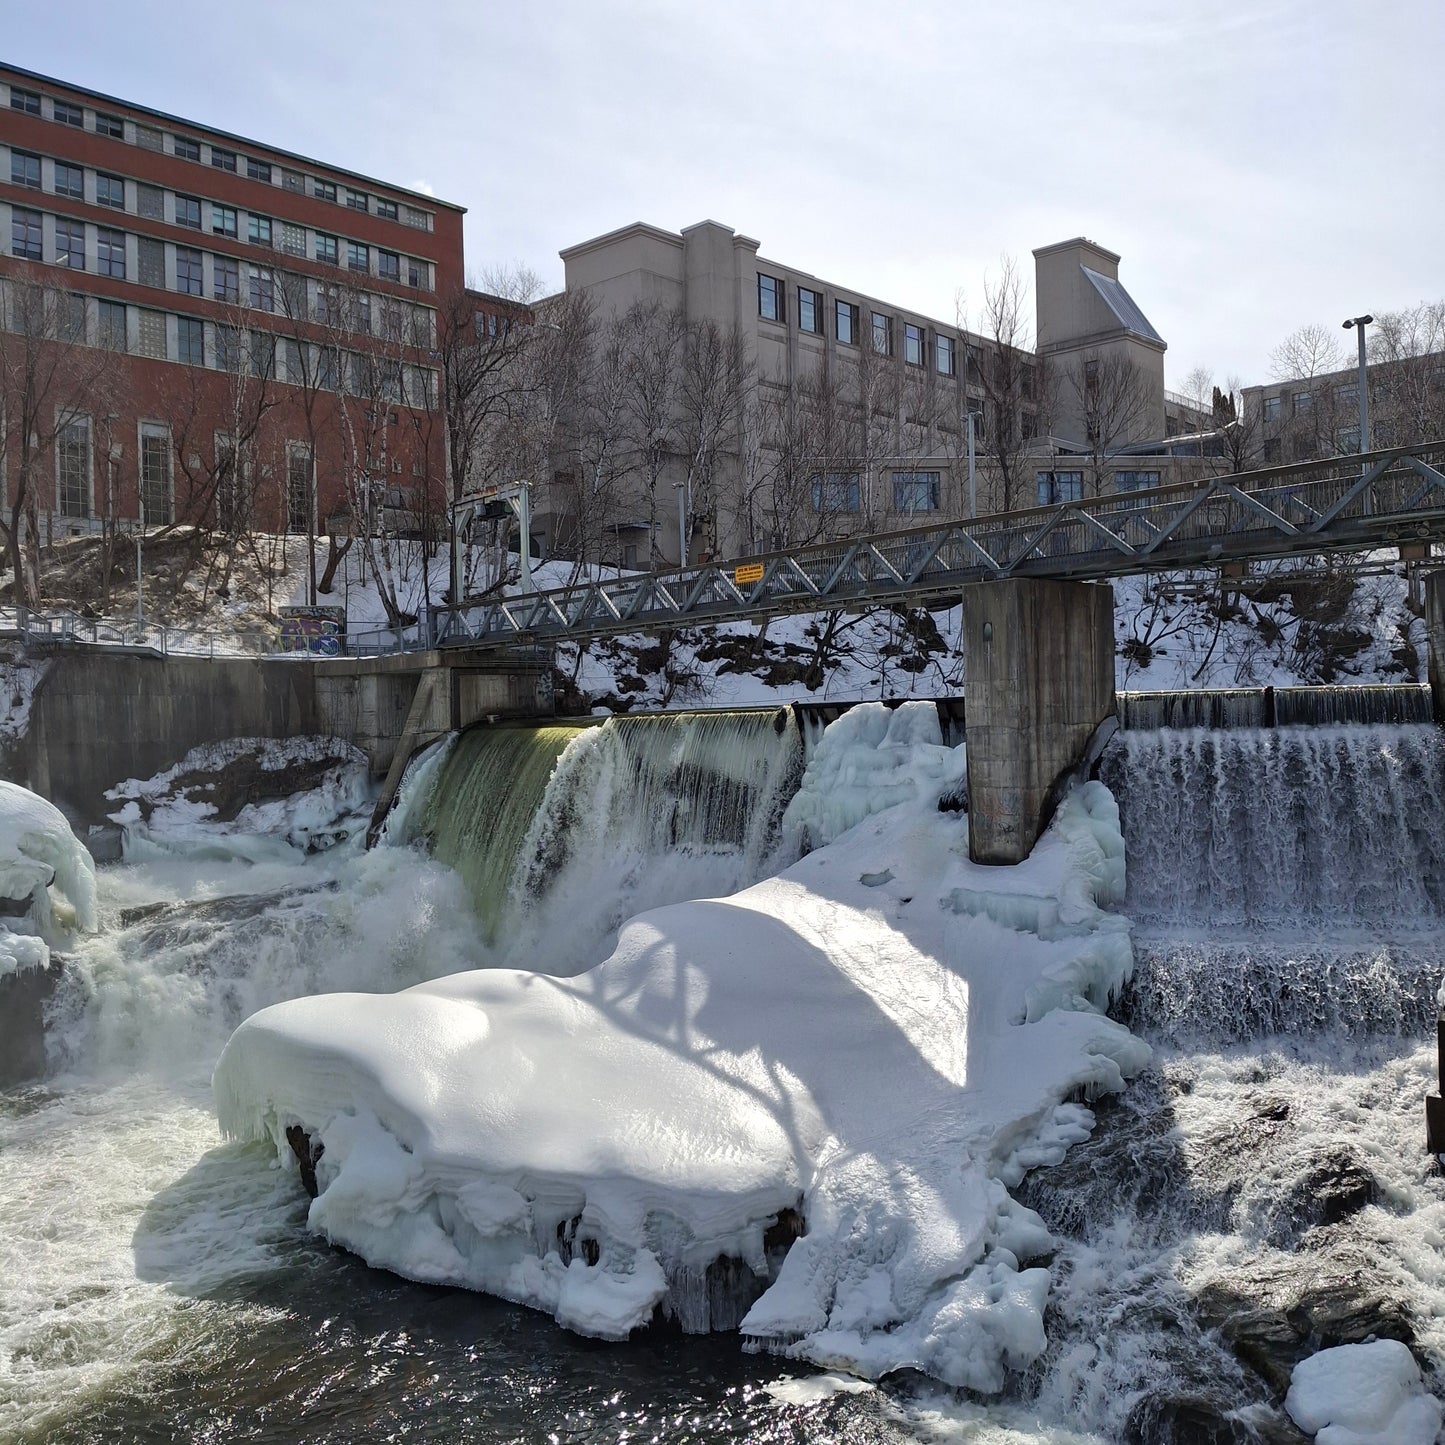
[0,958,64,1085]
[1124,1392,1302,1444]
[1257,1148,1380,1248]
[285,1125,324,1198]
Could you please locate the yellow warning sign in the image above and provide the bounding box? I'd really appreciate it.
[733,561,765,586]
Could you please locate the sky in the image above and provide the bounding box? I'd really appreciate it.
[8,0,1442,388]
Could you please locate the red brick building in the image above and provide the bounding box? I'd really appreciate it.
[0,63,465,561]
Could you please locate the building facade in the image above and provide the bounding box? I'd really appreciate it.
[552,220,1203,566]
[0,64,462,580]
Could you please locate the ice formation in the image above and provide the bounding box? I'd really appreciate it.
[0,779,98,974]
[1285,1340,1442,1444]
[213,701,1148,1389]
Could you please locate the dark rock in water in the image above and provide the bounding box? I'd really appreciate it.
[1124,1392,1297,1444]
[0,893,33,919]
[82,824,124,865]
[0,958,64,1085]
[285,1125,324,1198]
[118,901,170,927]
[1258,1148,1380,1248]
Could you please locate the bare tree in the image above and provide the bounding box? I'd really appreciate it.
[1370,300,1445,446]
[677,318,752,560]
[0,272,111,605]
[1270,323,1344,385]
[617,301,685,566]
[1064,350,1154,496]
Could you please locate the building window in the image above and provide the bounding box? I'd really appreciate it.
[247,158,271,184]
[176,195,202,229]
[11,207,42,260]
[346,188,368,212]
[406,256,429,289]
[1114,470,1161,493]
[798,287,820,334]
[211,146,237,173]
[98,299,127,351]
[314,284,338,326]
[376,198,398,221]
[352,292,371,335]
[248,266,274,312]
[835,300,859,345]
[315,233,338,265]
[57,419,91,517]
[758,273,783,322]
[280,337,303,384]
[377,249,400,283]
[173,135,201,162]
[347,240,369,273]
[279,271,307,321]
[140,425,173,523]
[936,334,956,376]
[215,433,239,531]
[248,213,272,246]
[94,111,124,139]
[1263,395,1282,422]
[287,448,313,534]
[318,346,340,391]
[249,331,276,380]
[282,169,304,194]
[10,87,41,115]
[137,309,167,360]
[1263,437,1282,463]
[892,470,940,513]
[215,323,242,372]
[52,99,84,128]
[55,218,86,270]
[1084,358,1099,390]
[176,247,203,296]
[96,173,125,209]
[312,178,337,203]
[968,404,986,443]
[904,323,923,366]
[96,228,126,279]
[137,182,164,220]
[212,204,238,238]
[1037,470,1083,506]
[278,221,305,257]
[53,162,84,199]
[136,124,163,152]
[1021,411,1038,441]
[177,315,205,366]
[403,205,431,230]
[11,150,41,189]
[1293,390,1313,414]
[811,472,860,512]
[871,311,891,355]
[213,256,240,303]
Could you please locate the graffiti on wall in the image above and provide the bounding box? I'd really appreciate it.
[278,606,346,656]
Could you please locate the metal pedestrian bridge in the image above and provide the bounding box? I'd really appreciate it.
[429,442,1445,649]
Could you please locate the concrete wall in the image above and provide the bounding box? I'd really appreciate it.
[16,646,553,823]
[1426,571,1445,722]
[964,579,1116,865]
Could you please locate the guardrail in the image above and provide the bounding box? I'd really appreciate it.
[431,442,1445,649]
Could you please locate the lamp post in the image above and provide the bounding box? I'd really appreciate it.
[1342,314,1373,455]
[135,492,145,630]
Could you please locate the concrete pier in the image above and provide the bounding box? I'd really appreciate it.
[1426,571,1445,724]
[964,578,1116,865]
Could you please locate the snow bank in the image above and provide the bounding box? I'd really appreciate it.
[106,737,371,859]
[1285,1340,1442,1444]
[0,779,98,975]
[213,701,1148,1389]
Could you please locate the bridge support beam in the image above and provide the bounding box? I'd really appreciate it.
[964,579,1116,865]
[1426,571,1445,725]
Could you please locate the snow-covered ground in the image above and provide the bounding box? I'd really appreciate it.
[213,703,1149,1390]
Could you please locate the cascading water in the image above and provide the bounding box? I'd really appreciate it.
[394,707,806,973]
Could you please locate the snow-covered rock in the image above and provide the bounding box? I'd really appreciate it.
[0,779,98,976]
[212,702,1148,1389]
[1285,1339,1442,1444]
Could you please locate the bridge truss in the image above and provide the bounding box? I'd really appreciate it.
[433,443,1445,650]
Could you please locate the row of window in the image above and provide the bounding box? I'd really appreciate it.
[50,415,175,523]
[808,470,943,514]
[6,207,435,344]
[1035,470,1161,506]
[758,272,1006,383]
[6,81,434,231]
[8,288,436,405]
[5,150,434,288]
[1261,385,1371,423]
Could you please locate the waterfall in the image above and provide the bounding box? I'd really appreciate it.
[402,708,805,971]
[1118,683,1434,730]
[1100,723,1445,1044]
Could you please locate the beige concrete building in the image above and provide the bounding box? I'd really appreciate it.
[549,219,1204,565]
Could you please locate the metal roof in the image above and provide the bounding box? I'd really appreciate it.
[1081,266,1164,345]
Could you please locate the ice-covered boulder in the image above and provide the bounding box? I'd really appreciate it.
[0,779,98,974]
[1285,1339,1442,1444]
[214,702,1148,1390]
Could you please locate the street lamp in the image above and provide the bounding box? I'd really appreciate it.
[1342,314,1373,455]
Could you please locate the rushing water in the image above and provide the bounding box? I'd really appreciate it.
[5,713,1445,1443]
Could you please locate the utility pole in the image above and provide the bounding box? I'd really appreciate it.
[1342,314,1373,455]
[967,408,977,519]
[135,495,145,630]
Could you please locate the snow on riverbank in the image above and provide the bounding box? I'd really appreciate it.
[213,702,1148,1390]
[0,779,98,975]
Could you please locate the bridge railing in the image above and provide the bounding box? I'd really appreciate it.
[432,443,1445,648]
